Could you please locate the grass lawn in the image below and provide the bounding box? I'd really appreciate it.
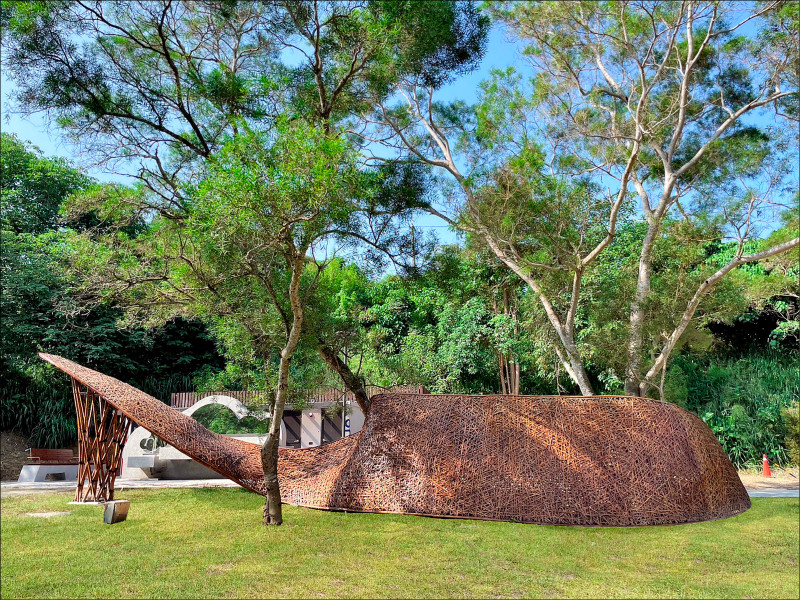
[1,488,797,599]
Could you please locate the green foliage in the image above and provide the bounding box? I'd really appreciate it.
[756,0,800,119]
[0,136,224,446]
[0,227,222,443]
[352,247,566,394]
[668,351,799,467]
[136,373,199,405]
[771,318,800,349]
[191,404,269,435]
[194,363,270,396]
[584,218,799,387]
[782,403,799,466]
[0,133,92,234]
[0,0,488,171]
[369,0,489,89]
[0,364,75,449]
[366,294,500,393]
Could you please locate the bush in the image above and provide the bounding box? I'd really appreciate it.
[667,351,798,467]
[0,362,75,448]
[782,403,799,466]
[191,404,269,434]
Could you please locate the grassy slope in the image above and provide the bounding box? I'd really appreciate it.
[1,488,797,599]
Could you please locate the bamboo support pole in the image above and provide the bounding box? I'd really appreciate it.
[71,379,130,503]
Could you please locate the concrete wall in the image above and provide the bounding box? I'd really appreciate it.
[301,401,366,446]
[344,402,365,437]
[300,409,323,448]
[122,433,267,480]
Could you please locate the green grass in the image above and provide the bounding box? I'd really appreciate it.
[1,489,797,599]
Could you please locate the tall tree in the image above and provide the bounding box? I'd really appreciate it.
[1,0,486,195]
[2,0,488,523]
[365,0,799,396]
[1,0,487,405]
[67,122,374,524]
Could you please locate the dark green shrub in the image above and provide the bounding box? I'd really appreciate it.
[0,362,74,448]
[133,374,196,404]
[668,351,799,467]
[0,362,205,448]
[191,404,269,434]
[782,402,799,466]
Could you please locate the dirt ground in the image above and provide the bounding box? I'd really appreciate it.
[738,466,799,490]
[1,431,29,481]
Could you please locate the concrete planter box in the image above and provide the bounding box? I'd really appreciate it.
[17,464,79,482]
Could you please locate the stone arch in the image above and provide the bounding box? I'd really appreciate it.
[182,395,251,420]
[128,395,266,456]
[183,396,275,441]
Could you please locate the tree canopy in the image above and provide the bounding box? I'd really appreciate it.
[365,0,799,395]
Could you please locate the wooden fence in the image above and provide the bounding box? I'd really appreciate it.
[170,384,429,410]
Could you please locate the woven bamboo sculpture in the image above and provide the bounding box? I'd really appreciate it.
[40,353,750,525]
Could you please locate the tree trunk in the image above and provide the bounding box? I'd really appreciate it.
[494,296,508,394]
[317,343,371,415]
[261,343,292,525]
[625,219,661,397]
[261,431,281,525]
[497,352,521,395]
[563,341,594,396]
[639,236,800,397]
[499,354,520,395]
[477,228,595,395]
[497,351,508,394]
[260,253,305,526]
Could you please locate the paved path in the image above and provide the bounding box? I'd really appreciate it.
[1,478,240,498]
[746,488,799,498]
[2,478,797,498]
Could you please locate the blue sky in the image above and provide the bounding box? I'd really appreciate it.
[389,23,521,245]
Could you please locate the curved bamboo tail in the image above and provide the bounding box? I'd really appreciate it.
[39,353,266,500]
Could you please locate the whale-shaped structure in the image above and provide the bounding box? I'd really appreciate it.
[40,353,750,525]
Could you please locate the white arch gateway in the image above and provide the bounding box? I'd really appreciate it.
[122,395,277,479]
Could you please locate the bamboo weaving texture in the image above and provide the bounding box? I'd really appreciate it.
[40,353,750,525]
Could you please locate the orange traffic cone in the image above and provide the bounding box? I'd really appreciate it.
[762,454,772,478]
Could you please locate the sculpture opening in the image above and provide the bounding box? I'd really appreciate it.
[39,353,750,525]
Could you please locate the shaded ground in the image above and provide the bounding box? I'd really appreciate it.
[0,432,28,481]
[738,466,799,491]
[1,488,797,599]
